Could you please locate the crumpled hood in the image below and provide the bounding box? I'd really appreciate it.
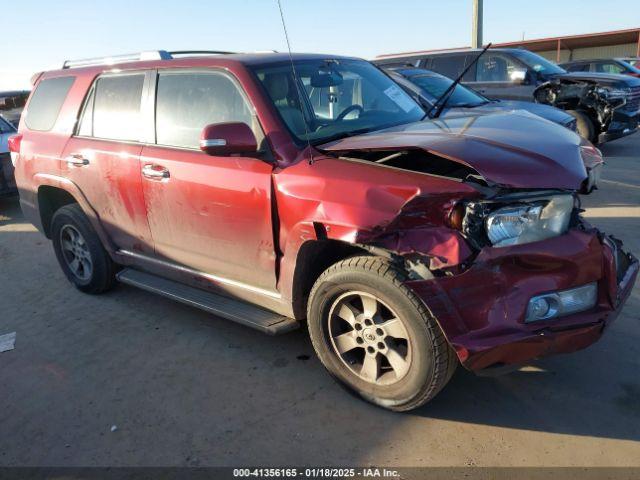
[319,111,588,190]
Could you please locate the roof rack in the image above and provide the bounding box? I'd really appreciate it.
[62,50,235,69]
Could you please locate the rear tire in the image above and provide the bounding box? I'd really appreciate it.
[567,109,595,142]
[307,256,457,412]
[51,204,116,294]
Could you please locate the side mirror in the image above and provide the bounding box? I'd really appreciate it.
[199,122,258,156]
[509,68,528,84]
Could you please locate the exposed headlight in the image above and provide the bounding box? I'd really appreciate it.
[485,195,574,247]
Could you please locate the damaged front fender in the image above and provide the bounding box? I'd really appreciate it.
[274,153,480,303]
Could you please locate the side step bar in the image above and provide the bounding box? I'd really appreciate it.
[116,268,299,335]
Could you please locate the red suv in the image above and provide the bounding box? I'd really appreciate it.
[10,51,638,411]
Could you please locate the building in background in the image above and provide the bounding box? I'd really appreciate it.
[495,28,640,63]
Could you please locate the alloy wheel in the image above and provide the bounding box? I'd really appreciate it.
[59,224,93,281]
[328,291,412,386]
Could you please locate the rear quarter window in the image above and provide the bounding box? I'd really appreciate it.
[24,76,75,131]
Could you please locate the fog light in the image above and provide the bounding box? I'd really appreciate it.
[525,283,597,323]
[529,297,551,319]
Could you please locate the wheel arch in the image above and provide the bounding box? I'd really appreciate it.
[290,238,372,320]
[33,174,115,253]
[38,185,77,238]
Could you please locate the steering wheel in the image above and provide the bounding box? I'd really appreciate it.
[335,104,364,121]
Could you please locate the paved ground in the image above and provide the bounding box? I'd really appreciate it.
[0,134,639,468]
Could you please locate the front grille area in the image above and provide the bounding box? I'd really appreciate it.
[625,85,640,113]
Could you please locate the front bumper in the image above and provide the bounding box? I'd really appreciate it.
[598,109,639,143]
[407,228,638,371]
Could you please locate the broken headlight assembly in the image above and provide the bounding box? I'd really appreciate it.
[597,86,630,100]
[462,194,575,248]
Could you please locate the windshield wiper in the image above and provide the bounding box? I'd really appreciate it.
[428,43,492,119]
[313,127,375,146]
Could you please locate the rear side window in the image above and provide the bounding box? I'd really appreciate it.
[595,62,625,74]
[92,74,145,141]
[429,55,467,79]
[476,54,521,82]
[565,63,590,72]
[25,77,75,131]
[155,71,252,149]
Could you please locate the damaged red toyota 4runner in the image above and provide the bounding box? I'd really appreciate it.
[11,52,638,411]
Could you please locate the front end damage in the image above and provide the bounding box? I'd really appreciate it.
[405,208,638,372]
[534,77,639,143]
[311,122,636,372]
[349,180,638,372]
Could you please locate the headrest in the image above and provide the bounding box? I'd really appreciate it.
[263,73,290,101]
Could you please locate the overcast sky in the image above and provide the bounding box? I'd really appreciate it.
[2,0,639,90]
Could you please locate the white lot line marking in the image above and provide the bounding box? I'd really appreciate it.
[0,224,37,233]
[582,207,640,218]
[600,179,640,190]
[0,332,16,353]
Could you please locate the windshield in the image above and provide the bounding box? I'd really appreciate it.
[252,59,424,144]
[408,72,488,108]
[510,49,565,75]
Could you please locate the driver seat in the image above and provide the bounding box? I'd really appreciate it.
[263,73,308,136]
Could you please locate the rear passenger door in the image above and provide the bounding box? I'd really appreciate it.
[61,72,154,254]
[139,69,277,291]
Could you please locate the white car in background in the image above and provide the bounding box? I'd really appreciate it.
[0,115,17,196]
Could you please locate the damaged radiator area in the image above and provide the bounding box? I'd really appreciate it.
[534,78,626,131]
[340,149,487,186]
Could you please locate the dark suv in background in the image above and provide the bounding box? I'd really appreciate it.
[375,48,640,143]
[560,58,640,77]
[383,66,577,131]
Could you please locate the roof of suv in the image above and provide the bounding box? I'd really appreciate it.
[47,52,361,77]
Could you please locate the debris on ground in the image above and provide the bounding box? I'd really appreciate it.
[0,332,16,353]
[110,425,118,432]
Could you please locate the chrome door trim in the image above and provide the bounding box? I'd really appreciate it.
[117,249,281,299]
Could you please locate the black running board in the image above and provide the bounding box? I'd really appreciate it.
[116,268,299,335]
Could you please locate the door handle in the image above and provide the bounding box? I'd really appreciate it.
[142,164,170,180]
[66,154,90,166]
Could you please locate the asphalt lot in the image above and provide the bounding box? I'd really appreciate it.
[0,134,639,468]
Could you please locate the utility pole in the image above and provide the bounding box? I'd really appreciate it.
[471,0,483,48]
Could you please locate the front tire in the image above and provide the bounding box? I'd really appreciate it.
[51,204,116,294]
[307,256,457,411]
[567,109,595,143]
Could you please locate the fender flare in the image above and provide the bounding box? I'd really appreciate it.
[33,173,117,254]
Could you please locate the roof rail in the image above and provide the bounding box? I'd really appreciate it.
[62,50,234,69]
[168,50,235,57]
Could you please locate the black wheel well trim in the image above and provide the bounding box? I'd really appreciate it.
[37,185,78,238]
[290,238,373,320]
